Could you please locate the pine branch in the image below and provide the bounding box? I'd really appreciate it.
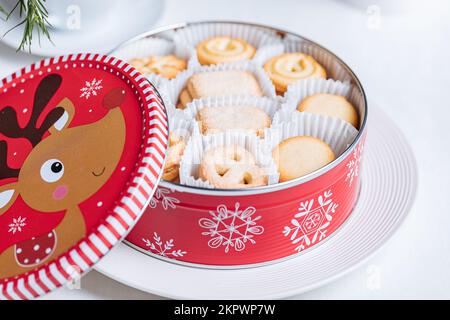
[2,0,52,52]
[0,5,7,20]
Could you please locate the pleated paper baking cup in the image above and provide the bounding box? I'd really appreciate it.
[173,22,282,63]
[153,81,172,115]
[254,38,353,86]
[180,132,279,188]
[283,37,353,82]
[272,78,351,124]
[266,112,359,157]
[164,61,278,112]
[347,84,367,122]
[274,78,363,128]
[284,78,351,106]
[168,109,200,139]
[182,95,281,136]
[162,110,200,183]
[252,43,284,66]
[110,37,199,88]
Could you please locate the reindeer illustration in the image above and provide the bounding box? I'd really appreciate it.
[0,74,127,278]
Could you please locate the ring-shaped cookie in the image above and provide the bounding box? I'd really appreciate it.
[197,36,256,65]
[264,53,326,93]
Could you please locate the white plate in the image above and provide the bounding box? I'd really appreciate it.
[0,0,164,56]
[95,106,418,299]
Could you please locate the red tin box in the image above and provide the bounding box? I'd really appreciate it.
[117,21,368,267]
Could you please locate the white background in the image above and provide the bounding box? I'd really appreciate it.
[1,0,449,299]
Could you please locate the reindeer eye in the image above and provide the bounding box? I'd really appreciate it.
[40,159,64,183]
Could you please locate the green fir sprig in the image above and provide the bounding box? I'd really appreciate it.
[1,0,52,52]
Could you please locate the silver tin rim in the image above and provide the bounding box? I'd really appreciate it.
[110,20,368,196]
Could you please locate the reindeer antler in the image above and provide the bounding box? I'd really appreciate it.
[0,74,66,180]
[0,141,20,180]
[0,74,65,147]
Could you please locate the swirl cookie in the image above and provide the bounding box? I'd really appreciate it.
[273,136,335,182]
[264,53,326,94]
[130,55,187,79]
[200,145,267,189]
[197,36,256,65]
[162,133,186,182]
[297,93,359,128]
[197,106,271,137]
[177,70,263,109]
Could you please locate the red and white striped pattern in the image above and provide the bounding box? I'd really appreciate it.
[0,54,168,300]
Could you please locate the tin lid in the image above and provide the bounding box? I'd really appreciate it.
[0,54,168,299]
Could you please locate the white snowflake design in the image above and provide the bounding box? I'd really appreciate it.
[8,216,26,234]
[199,203,264,253]
[345,142,364,187]
[282,190,338,253]
[149,187,180,211]
[79,78,103,99]
[142,232,187,259]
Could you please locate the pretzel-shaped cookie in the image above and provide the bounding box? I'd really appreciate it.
[197,36,256,65]
[264,53,326,93]
[200,145,267,189]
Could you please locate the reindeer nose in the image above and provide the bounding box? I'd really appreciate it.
[103,87,126,110]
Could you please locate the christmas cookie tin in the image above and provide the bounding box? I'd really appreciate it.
[112,21,368,268]
[0,54,168,298]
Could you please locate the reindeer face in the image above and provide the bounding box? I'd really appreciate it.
[18,106,126,212]
[0,75,127,214]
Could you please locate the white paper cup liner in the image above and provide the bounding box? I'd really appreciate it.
[156,81,189,117]
[265,112,359,157]
[180,132,279,189]
[282,37,353,82]
[273,78,352,124]
[173,22,282,63]
[110,37,199,88]
[161,110,200,182]
[168,109,200,138]
[347,85,367,125]
[163,67,194,111]
[151,29,177,41]
[253,38,354,92]
[164,61,277,112]
[252,43,284,66]
[284,78,351,104]
[182,94,281,135]
[153,81,172,114]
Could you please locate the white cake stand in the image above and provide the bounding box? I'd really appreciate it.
[95,106,418,299]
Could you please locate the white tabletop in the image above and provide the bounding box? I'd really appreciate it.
[1,0,449,299]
